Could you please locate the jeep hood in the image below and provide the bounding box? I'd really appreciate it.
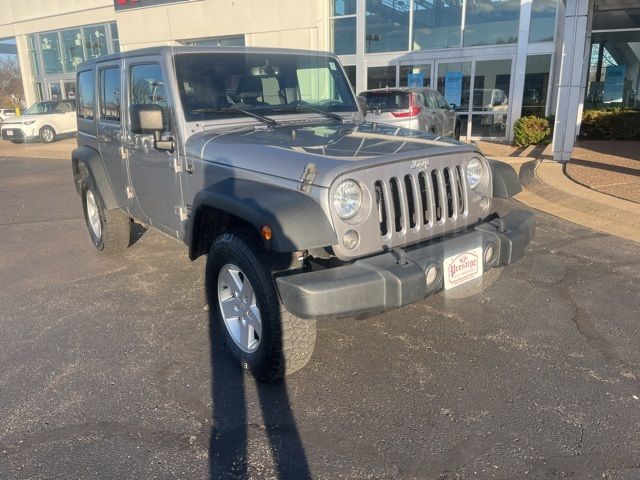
[185,121,477,187]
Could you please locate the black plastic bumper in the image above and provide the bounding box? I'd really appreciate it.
[276,209,535,320]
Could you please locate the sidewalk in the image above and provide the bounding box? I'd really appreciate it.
[0,138,75,160]
[479,140,640,244]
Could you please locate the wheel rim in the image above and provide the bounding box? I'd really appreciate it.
[85,190,102,239]
[42,128,53,142]
[217,264,262,353]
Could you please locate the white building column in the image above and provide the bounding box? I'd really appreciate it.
[509,0,534,141]
[551,0,593,162]
[355,0,366,94]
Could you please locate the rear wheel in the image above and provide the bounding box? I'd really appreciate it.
[206,230,316,382]
[39,125,55,143]
[81,185,132,254]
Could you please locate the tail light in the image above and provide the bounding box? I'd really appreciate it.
[391,93,421,118]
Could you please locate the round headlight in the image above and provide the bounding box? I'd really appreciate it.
[333,180,362,219]
[467,158,484,189]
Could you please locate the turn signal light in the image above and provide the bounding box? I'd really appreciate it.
[261,225,272,241]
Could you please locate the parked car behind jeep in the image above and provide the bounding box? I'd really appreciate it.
[360,87,458,138]
[1,100,77,143]
[71,46,534,382]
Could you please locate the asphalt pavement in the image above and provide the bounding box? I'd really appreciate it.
[1,155,640,479]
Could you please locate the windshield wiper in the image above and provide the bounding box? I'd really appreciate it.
[275,105,345,122]
[191,106,279,127]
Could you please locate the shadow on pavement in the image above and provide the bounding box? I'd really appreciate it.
[207,302,311,479]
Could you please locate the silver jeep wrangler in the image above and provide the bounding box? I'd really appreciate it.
[72,46,534,381]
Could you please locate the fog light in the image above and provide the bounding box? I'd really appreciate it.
[484,243,496,264]
[343,229,359,250]
[426,265,439,286]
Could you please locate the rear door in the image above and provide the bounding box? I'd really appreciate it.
[96,61,129,208]
[125,59,182,235]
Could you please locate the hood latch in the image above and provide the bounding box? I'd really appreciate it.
[298,163,317,193]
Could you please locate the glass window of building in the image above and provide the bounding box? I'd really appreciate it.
[463,0,520,47]
[110,23,120,53]
[48,82,62,100]
[40,32,62,74]
[64,81,77,100]
[34,82,43,102]
[100,67,121,122]
[367,66,397,90]
[27,34,40,77]
[331,0,356,55]
[522,55,551,117]
[333,0,356,15]
[436,61,471,107]
[471,59,512,138]
[529,0,557,43]
[343,65,356,90]
[365,0,410,53]
[77,70,95,120]
[60,28,84,73]
[83,25,108,60]
[399,64,431,87]
[412,0,462,50]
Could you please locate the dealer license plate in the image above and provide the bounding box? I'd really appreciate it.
[5,130,13,136]
[443,246,483,290]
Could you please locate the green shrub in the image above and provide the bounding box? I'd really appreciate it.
[580,108,640,140]
[513,116,552,148]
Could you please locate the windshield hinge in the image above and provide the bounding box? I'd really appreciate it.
[176,206,188,222]
[298,163,317,193]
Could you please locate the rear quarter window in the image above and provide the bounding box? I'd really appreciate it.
[77,70,95,120]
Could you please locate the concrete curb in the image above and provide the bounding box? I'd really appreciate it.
[515,159,640,244]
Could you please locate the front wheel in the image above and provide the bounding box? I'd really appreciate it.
[39,125,56,143]
[206,230,316,382]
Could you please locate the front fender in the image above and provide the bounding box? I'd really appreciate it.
[488,159,522,199]
[186,179,338,258]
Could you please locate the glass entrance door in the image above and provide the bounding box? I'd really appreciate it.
[435,60,471,139]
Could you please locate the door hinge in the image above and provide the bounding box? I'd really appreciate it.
[126,186,134,199]
[170,158,183,174]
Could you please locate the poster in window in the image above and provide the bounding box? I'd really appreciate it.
[444,71,462,107]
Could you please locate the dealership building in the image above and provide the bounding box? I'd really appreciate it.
[0,0,638,160]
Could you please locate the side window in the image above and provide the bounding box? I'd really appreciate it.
[434,92,449,109]
[100,67,121,123]
[130,63,169,130]
[77,70,95,120]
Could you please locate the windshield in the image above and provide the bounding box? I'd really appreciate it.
[25,100,75,115]
[174,52,357,122]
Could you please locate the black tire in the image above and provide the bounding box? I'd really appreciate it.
[206,230,316,382]
[39,125,56,143]
[81,184,132,254]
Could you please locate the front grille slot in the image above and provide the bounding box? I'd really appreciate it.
[443,168,454,219]
[389,177,403,232]
[404,175,416,229]
[431,170,443,221]
[418,172,430,225]
[455,165,465,214]
[374,181,388,236]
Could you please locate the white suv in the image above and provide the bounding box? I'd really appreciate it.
[1,100,77,143]
[0,108,16,123]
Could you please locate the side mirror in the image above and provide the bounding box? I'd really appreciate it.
[130,104,174,152]
[356,95,368,116]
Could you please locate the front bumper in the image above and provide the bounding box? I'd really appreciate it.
[1,127,35,142]
[276,209,535,320]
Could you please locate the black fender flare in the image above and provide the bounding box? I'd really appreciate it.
[186,178,338,259]
[71,145,118,209]
[488,159,522,199]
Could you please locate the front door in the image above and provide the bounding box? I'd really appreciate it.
[96,61,128,207]
[125,60,182,235]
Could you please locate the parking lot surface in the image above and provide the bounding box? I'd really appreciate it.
[1,155,640,479]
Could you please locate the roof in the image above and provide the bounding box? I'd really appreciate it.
[361,87,437,93]
[76,45,337,69]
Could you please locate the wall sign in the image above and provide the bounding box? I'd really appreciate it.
[407,73,424,88]
[444,71,462,107]
[603,65,626,103]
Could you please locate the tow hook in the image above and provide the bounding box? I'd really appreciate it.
[392,247,408,265]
